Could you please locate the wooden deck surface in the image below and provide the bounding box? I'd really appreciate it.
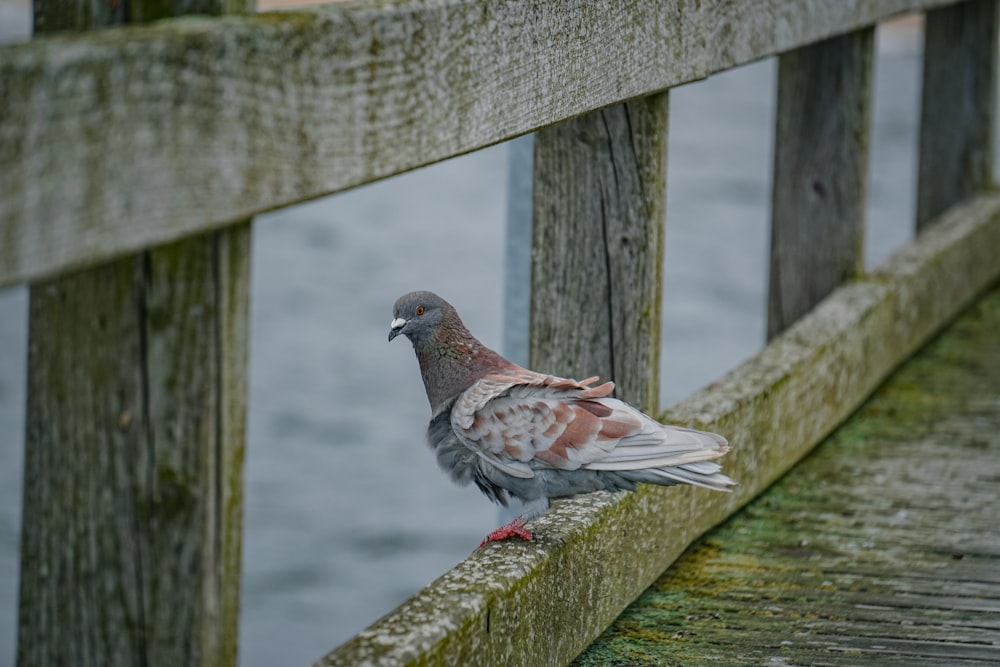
[574,282,1000,666]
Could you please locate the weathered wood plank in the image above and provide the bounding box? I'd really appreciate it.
[530,94,668,411]
[768,29,874,339]
[19,259,148,667]
[917,0,999,229]
[18,2,252,666]
[0,0,963,288]
[317,191,1000,665]
[214,227,251,667]
[19,232,251,667]
[576,282,1000,665]
[142,232,250,667]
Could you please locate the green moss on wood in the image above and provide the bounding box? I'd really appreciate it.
[576,282,1000,665]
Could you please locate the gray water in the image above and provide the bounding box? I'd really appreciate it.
[0,16,952,667]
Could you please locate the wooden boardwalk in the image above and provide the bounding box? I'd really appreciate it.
[575,283,1000,666]
[7,1,999,664]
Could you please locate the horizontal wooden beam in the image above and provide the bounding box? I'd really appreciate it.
[0,0,959,287]
[317,191,1000,666]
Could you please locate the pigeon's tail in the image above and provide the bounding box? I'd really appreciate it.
[624,460,738,492]
[584,421,736,492]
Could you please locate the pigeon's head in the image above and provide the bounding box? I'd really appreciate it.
[388,291,454,344]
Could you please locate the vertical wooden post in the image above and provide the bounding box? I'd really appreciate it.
[530,94,668,412]
[768,29,874,340]
[917,0,999,230]
[19,2,252,666]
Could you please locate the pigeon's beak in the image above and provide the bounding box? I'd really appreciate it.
[388,317,406,342]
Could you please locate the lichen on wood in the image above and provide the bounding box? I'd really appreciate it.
[0,0,968,288]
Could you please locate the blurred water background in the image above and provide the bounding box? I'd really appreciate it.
[0,7,982,666]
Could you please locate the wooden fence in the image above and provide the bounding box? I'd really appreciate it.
[2,0,998,665]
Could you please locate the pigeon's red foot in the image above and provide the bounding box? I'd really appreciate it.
[478,517,534,547]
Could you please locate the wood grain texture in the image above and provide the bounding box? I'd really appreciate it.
[18,3,251,666]
[0,0,962,288]
[20,258,148,667]
[577,282,1000,665]
[319,193,1000,667]
[916,0,999,229]
[530,94,668,412]
[215,227,251,667]
[19,230,251,667]
[768,29,874,339]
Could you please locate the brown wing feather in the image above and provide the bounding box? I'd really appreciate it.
[453,371,727,477]
[452,373,651,471]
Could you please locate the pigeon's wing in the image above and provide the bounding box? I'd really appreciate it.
[449,368,611,478]
[451,371,728,476]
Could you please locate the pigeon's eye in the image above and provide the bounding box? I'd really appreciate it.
[416,306,425,316]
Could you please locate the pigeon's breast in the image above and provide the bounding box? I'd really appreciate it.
[426,403,479,486]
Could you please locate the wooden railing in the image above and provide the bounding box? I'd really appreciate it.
[2,1,998,666]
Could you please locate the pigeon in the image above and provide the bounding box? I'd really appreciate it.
[389,290,736,546]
